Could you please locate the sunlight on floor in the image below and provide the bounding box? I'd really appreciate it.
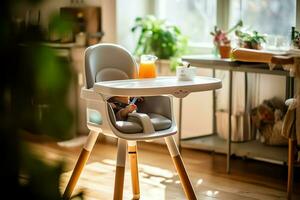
[196,178,203,185]
[205,190,219,197]
[57,154,291,200]
[60,158,289,200]
[60,160,187,200]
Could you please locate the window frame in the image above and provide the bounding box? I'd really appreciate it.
[152,0,300,54]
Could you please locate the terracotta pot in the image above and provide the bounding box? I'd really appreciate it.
[250,42,262,50]
[242,41,262,50]
[219,45,231,59]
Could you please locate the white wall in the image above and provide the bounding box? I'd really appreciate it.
[116,0,151,52]
[181,68,213,138]
[156,62,213,139]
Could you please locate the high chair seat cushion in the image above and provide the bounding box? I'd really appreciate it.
[148,113,172,131]
[114,113,172,133]
[115,120,143,133]
[127,113,172,131]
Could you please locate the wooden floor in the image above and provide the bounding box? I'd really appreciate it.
[27,136,300,200]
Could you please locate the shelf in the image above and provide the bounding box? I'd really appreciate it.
[182,54,290,76]
[232,140,288,163]
[181,134,288,164]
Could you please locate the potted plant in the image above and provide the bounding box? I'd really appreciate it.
[131,15,188,71]
[210,20,243,58]
[235,30,266,50]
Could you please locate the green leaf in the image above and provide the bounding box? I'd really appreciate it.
[131,15,188,61]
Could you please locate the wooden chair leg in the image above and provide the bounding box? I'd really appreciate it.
[63,130,100,200]
[287,138,296,200]
[165,136,197,200]
[128,141,140,199]
[113,139,127,200]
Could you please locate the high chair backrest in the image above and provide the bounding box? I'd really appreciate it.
[84,43,138,89]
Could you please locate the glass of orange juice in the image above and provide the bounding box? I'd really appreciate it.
[138,55,158,78]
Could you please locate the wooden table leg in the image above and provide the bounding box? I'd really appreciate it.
[128,141,140,199]
[165,136,197,200]
[113,139,127,200]
[287,138,296,200]
[63,130,99,200]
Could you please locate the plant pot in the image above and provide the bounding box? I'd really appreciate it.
[241,41,262,50]
[251,42,262,50]
[219,45,231,59]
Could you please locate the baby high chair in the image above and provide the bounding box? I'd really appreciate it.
[62,43,197,200]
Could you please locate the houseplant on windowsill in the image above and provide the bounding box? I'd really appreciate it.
[131,15,188,71]
[210,20,243,58]
[235,30,266,50]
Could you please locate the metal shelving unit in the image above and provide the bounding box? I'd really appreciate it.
[181,55,293,172]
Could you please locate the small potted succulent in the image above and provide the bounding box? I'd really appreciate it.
[235,30,266,50]
[210,20,243,58]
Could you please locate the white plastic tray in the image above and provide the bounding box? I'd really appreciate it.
[93,76,222,98]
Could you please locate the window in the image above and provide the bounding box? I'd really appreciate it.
[154,0,298,50]
[229,0,297,50]
[155,0,217,45]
